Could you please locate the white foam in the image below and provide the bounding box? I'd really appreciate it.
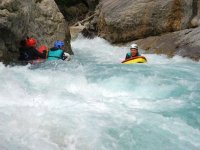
[0,37,199,149]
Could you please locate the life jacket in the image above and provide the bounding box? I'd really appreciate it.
[126,52,141,59]
[47,48,63,60]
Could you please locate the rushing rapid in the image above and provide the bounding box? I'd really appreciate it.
[0,36,200,150]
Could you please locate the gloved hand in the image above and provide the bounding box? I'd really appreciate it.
[63,52,71,61]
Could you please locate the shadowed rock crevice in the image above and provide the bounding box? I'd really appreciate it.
[192,0,198,16]
[0,28,18,63]
[54,0,99,25]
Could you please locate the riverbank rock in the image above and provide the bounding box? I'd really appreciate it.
[0,0,72,64]
[135,27,200,61]
[96,0,196,43]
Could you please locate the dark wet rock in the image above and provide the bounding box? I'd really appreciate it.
[84,0,99,10]
[0,0,72,64]
[55,0,99,25]
[81,27,97,39]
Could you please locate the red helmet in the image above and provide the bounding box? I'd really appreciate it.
[26,38,37,47]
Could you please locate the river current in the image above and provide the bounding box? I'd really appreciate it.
[0,36,200,150]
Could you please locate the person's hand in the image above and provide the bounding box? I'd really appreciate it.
[63,52,71,61]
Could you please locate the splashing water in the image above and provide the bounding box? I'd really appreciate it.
[0,36,200,150]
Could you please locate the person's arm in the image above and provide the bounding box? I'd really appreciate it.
[125,53,130,60]
[33,48,47,59]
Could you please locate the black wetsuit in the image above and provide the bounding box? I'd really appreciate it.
[18,46,46,61]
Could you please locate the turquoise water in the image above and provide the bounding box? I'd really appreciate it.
[0,36,200,150]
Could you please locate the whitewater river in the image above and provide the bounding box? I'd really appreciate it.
[0,36,200,150]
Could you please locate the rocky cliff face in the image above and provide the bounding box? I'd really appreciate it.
[0,0,72,64]
[97,0,196,43]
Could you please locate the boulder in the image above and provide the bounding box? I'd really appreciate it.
[97,0,195,43]
[0,0,72,64]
